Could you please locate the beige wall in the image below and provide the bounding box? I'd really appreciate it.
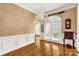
[48,7,77,33]
[0,4,77,36]
[0,4,35,36]
[62,7,77,33]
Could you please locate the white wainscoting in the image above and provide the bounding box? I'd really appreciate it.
[0,33,35,55]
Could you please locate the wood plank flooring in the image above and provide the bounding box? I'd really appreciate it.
[2,40,78,56]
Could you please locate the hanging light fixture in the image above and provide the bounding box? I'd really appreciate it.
[35,3,48,25]
[39,3,47,24]
[34,3,48,37]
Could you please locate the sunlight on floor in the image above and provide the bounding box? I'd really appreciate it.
[77,53,79,56]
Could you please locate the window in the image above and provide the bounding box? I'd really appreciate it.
[48,16,61,40]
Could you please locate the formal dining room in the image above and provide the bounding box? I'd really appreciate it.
[0,3,79,56]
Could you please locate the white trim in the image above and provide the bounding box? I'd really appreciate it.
[76,4,79,51]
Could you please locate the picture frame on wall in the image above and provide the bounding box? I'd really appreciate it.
[65,18,71,29]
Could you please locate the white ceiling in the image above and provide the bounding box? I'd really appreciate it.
[15,3,77,14]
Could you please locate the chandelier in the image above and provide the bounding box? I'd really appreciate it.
[35,3,48,25]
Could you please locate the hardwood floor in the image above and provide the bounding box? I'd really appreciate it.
[2,35,78,56]
[2,39,78,56]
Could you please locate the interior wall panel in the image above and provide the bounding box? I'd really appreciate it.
[0,3,35,36]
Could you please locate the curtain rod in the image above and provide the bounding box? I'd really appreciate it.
[48,11,65,16]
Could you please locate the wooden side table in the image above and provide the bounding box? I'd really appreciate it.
[63,32,75,48]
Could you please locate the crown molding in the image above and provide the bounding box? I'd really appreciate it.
[15,3,38,14]
[46,3,77,15]
[15,3,77,15]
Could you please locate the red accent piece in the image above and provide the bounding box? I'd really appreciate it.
[63,32,75,48]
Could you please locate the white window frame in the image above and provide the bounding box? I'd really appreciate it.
[45,16,61,41]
